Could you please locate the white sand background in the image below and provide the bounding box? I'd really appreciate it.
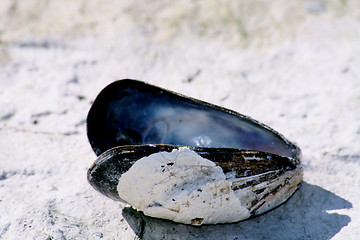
[0,0,359,239]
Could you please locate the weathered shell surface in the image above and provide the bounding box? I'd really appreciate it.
[87,79,302,224]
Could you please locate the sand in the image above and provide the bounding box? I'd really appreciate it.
[0,1,359,239]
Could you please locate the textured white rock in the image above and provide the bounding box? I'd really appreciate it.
[117,147,250,225]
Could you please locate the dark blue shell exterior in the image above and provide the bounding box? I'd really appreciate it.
[86,80,302,204]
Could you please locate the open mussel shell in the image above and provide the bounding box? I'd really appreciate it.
[87,79,302,223]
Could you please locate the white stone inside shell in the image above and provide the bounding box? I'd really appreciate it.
[117,147,250,225]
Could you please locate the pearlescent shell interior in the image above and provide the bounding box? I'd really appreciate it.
[87,79,297,158]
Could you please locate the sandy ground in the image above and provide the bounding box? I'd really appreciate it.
[0,1,360,239]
